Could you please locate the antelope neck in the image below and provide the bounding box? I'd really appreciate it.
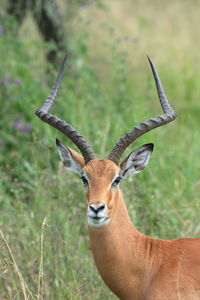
[88,190,159,299]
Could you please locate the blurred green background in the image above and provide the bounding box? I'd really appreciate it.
[0,0,200,299]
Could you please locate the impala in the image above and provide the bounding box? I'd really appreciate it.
[36,56,200,300]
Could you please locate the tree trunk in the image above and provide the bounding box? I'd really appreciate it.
[7,0,66,64]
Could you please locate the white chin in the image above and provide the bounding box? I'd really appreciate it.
[88,217,110,228]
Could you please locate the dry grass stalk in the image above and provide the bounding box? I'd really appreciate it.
[0,230,34,300]
[37,217,48,300]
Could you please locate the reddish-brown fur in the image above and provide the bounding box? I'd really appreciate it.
[79,159,200,300]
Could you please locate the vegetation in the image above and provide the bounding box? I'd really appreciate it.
[0,0,200,299]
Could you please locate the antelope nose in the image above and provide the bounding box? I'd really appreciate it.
[89,203,105,214]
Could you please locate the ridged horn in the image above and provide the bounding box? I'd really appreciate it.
[107,57,176,164]
[35,55,96,164]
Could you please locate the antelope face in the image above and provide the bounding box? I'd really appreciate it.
[56,140,154,227]
[83,159,120,227]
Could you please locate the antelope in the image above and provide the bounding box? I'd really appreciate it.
[36,56,200,300]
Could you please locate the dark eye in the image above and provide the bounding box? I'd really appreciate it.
[81,176,88,187]
[112,176,121,187]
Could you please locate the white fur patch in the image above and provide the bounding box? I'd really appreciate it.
[56,142,83,175]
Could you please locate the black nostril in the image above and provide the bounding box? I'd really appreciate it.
[98,203,105,211]
[89,203,105,213]
[89,205,97,213]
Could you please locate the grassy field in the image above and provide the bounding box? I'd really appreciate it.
[0,0,200,299]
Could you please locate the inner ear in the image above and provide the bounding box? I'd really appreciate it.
[56,139,85,175]
[120,143,154,178]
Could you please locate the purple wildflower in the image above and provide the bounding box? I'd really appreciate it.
[118,36,129,41]
[1,77,11,85]
[19,125,32,133]
[12,120,21,129]
[0,139,4,146]
[79,2,89,8]
[131,37,139,43]
[15,79,21,86]
[12,119,32,133]
[0,26,3,35]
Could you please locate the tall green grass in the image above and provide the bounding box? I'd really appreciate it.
[0,1,200,298]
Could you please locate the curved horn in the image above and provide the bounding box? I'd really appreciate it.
[108,57,176,164]
[35,56,96,164]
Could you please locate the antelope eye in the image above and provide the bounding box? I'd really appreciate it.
[81,176,88,187]
[112,176,121,187]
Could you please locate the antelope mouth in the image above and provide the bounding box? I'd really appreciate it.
[87,216,110,227]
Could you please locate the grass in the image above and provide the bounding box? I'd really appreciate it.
[0,0,200,298]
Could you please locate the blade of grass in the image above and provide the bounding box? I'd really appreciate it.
[0,230,35,300]
[37,217,48,300]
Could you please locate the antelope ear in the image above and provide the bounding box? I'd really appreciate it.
[120,143,154,178]
[56,139,85,175]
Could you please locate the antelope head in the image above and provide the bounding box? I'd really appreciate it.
[36,56,176,228]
